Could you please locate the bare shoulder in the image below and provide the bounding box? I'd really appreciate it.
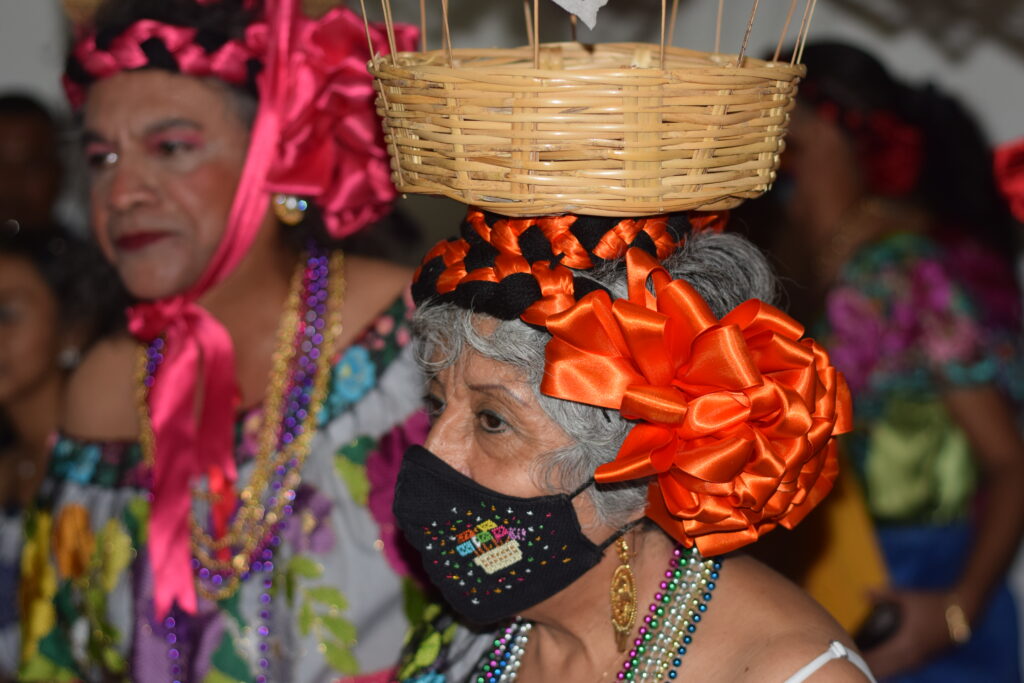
[696,555,871,682]
[336,255,414,348]
[62,332,140,441]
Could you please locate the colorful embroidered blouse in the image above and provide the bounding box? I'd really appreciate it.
[820,232,1023,524]
[2,293,429,683]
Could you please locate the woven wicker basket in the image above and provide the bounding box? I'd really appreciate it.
[367,1,812,217]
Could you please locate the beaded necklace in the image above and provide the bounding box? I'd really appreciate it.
[472,546,720,683]
[136,247,344,683]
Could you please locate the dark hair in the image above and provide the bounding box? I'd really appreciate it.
[793,41,1016,255]
[93,0,257,45]
[0,93,58,127]
[0,225,127,348]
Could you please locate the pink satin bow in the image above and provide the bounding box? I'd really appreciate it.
[131,301,237,617]
[119,0,416,617]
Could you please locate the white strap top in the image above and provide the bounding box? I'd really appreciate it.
[783,641,877,683]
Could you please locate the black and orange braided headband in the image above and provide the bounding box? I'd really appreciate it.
[411,209,726,328]
[412,208,850,556]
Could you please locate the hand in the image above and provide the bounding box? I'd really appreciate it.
[862,588,958,678]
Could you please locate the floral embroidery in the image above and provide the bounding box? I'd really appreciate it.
[18,511,57,665]
[396,604,460,682]
[53,505,94,580]
[824,234,998,413]
[18,293,427,682]
[320,346,377,424]
[281,555,360,676]
[53,442,102,486]
[821,232,1023,523]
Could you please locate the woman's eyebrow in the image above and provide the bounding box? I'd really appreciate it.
[80,117,202,146]
[142,117,203,137]
[468,383,528,406]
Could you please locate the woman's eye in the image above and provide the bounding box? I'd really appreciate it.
[477,410,507,434]
[155,139,197,156]
[85,148,118,170]
[424,395,445,420]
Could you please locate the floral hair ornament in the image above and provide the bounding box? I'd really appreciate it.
[995,137,1024,223]
[64,0,415,618]
[541,248,852,555]
[814,99,923,198]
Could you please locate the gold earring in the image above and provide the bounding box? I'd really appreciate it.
[610,535,637,652]
[273,194,308,226]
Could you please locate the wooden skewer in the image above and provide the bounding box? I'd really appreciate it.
[660,0,667,68]
[796,0,818,63]
[773,0,799,62]
[737,0,761,66]
[714,0,723,54]
[420,0,427,53]
[357,0,376,60]
[668,0,680,48]
[523,0,535,48]
[793,0,814,64]
[441,0,454,67]
[380,0,398,62]
[533,0,540,68]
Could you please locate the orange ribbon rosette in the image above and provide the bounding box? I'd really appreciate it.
[541,248,852,555]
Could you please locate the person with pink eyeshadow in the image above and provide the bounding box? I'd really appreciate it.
[4,1,430,681]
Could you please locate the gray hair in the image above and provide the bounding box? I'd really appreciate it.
[413,230,778,527]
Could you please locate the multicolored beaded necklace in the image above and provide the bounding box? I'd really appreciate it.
[136,247,345,683]
[473,546,720,683]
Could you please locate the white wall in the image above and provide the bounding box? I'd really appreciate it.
[2,0,1022,142]
[0,0,69,113]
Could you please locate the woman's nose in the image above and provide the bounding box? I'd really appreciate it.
[422,409,471,476]
[104,153,158,213]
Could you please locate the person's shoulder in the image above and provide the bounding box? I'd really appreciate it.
[62,332,140,441]
[345,253,414,290]
[336,254,414,348]
[706,555,870,681]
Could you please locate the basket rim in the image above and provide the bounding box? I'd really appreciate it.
[369,41,807,79]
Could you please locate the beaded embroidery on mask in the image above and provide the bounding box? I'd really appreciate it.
[471,546,720,682]
[137,246,345,682]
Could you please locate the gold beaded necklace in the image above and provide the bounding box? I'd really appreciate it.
[135,249,345,602]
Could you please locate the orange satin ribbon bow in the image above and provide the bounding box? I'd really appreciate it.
[541,248,852,555]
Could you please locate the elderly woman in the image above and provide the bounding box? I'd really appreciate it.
[6,0,425,681]
[393,210,875,682]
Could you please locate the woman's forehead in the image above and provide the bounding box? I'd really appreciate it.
[431,348,528,387]
[82,71,242,135]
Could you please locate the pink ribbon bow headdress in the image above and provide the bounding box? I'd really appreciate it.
[66,0,416,617]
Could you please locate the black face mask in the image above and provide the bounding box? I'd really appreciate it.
[393,445,623,625]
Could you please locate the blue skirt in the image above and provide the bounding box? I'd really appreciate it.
[878,522,1021,682]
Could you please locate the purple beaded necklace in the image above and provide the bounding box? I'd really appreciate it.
[143,246,342,683]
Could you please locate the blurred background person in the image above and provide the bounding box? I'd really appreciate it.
[0,94,63,233]
[742,40,1024,682]
[0,224,124,674]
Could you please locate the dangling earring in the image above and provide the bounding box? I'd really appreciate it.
[610,535,637,652]
[57,346,81,370]
[273,194,309,226]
